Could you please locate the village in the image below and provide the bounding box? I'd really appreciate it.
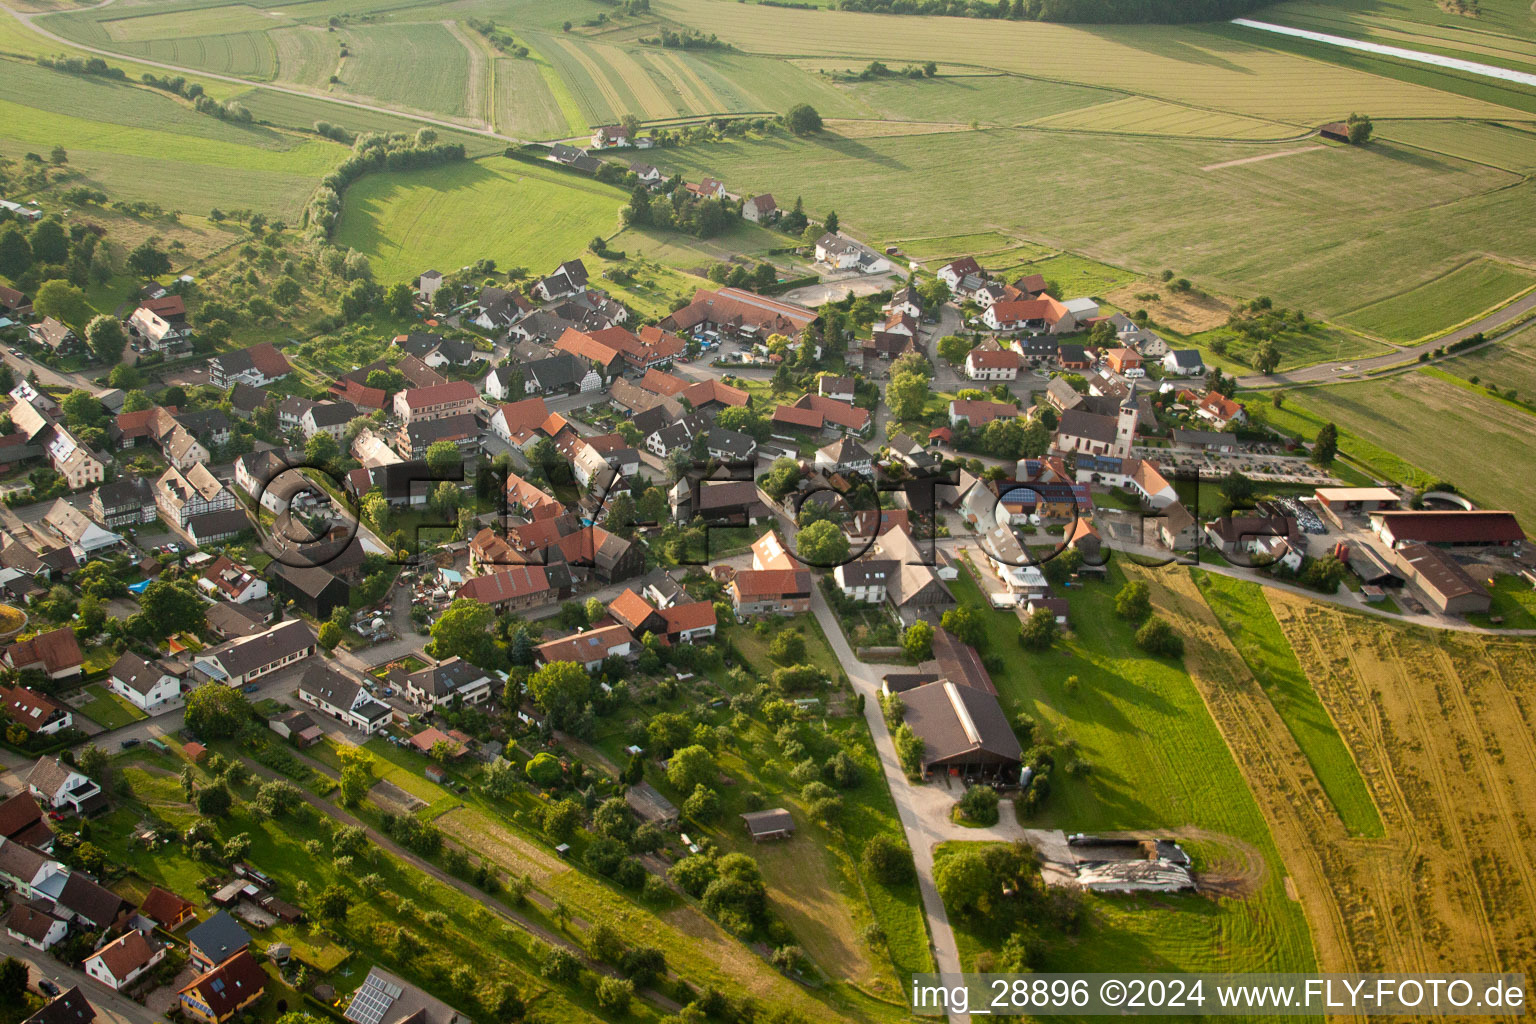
[0,200,1528,1024]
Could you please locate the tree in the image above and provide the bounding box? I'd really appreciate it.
[824,210,839,235]
[936,334,972,365]
[1312,422,1338,466]
[902,620,934,661]
[955,784,999,825]
[431,480,461,516]
[887,370,930,422]
[528,659,591,721]
[768,630,805,664]
[430,598,496,666]
[60,390,104,427]
[33,279,90,328]
[761,457,800,500]
[83,315,125,365]
[194,783,232,817]
[1018,607,1058,650]
[318,621,344,650]
[666,744,715,793]
[1253,340,1280,375]
[1135,617,1184,658]
[683,783,718,822]
[933,848,992,918]
[184,683,249,740]
[0,957,27,1006]
[0,226,30,280]
[338,746,373,805]
[595,977,633,1014]
[142,580,205,636]
[796,519,850,566]
[126,240,172,279]
[29,220,68,264]
[784,103,823,135]
[541,798,582,841]
[1113,580,1151,622]
[862,834,914,885]
[316,884,351,922]
[1346,112,1373,145]
[426,439,460,477]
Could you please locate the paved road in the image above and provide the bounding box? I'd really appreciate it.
[0,934,160,1024]
[1,349,101,395]
[1236,289,1536,388]
[4,1,517,143]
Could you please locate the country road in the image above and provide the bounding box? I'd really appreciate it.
[3,0,521,145]
[1236,288,1536,388]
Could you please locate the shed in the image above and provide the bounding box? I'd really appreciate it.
[623,782,678,826]
[741,808,795,842]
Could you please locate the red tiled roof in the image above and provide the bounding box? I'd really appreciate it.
[683,378,749,408]
[794,393,868,430]
[639,369,689,397]
[1372,510,1525,544]
[4,628,83,675]
[140,886,195,927]
[988,297,1069,324]
[661,600,716,633]
[608,589,657,632]
[179,950,266,1019]
[495,396,551,437]
[332,379,387,410]
[966,349,1023,369]
[457,566,550,604]
[402,380,475,409]
[950,399,1018,425]
[555,328,623,367]
[535,624,632,664]
[772,405,822,429]
[730,569,811,599]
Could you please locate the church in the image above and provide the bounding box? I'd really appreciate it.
[1052,381,1139,460]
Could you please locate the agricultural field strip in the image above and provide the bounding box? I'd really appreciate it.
[1255,6,1536,68]
[440,17,491,127]
[531,31,621,125]
[1377,119,1536,173]
[1335,256,1536,342]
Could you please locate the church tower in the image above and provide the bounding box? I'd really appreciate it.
[1114,380,1139,459]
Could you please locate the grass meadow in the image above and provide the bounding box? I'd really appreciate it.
[1379,120,1536,173]
[1440,321,1536,397]
[1193,571,1384,837]
[1193,322,1393,375]
[944,564,1316,976]
[1336,257,1536,342]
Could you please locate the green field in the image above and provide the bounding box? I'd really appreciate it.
[946,565,1315,975]
[820,72,1112,127]
[1440,321,1536,398]
[1379,120,1536,172]
[1336,258,1536,342]
[1194,322,1394,375]
[1194,572,1383,837]
[122,30,279,78]
[102,4,296,43]
[493,55,578,139]
[338,23,478,120]
[334,156,625,283]
[1254,370,1536,527]
[1261,0,1536,77]
[1029,95,1304,140]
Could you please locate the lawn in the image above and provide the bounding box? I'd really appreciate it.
[1466,574,1536,630]
[1192,571,1383,837]
[1335,257,1536,343]
[333,156,625,285]
[946,562,1315,975]
[78,684,149,730]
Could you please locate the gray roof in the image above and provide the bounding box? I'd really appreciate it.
[741,808,794,836]
[1056,408,1118,445]
[186,910,251,962]
[200,620,314,679]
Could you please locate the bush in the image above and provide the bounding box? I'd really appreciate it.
[1114,580,1152,622]
[861,833,915,885]
[955,784,999,826]
[1135,617,1184,659]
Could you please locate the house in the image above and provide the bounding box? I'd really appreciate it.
[107,655,182,716]
[297,663,393,734]
[592,124,630,148]
[1368,509,1524,549]
[1105,347,1143,377]
[155,464,236,527]
[0,686,72,736]
[42,500,121,562]
[1205,515,1301,561]
[488,395,554,449]
[138,886,198,931]
[1155,501,1199,551]
[982,296,1077,334]
[299,402,358,441]
[43,427,106,491]
[269,709,322,747]
[814,233,891,273]
[901,679,1021,780]
[964,348,1022,381]
[398,657,493,709]
[1163,349,1204,376]
[644,413,706,459]
[670,478,768,525]
[472,286,533,331]
[27,756,102,814]
[705,428,757,462]
[1183,390,1247,430]
[4,628,84,680]
[29,318,81,356]
[742,194,777,223]
[791,393,870,435]
[393,380,476,425]
[833,559,898,604]
[343,967,472,1024]
[948,399,1018,429]
[0,792,53,849]
[937,257,983,292]
[85,929,165,991]
[1395,543,1491,615]
[815,436,873,475]
[535,624,634,672]
[397,414,478,460]
[204,602,268,641]
[91,476,157,528]
[199,555,267,604]
[0,836,67,898]
[741,808,795,842]
[525,353,599,395]
[456,565,555,614]
[532,259,589,302]
[817,375,856,403]
[186,911,252,971]
[179,951,266,1024]
[6,903,67,951]
[186,511,251,547]
[629,162,662,185]
[728,569,812,617]
[24,988,95,1024]
[1057,344,1091,369]
[209,343,291,388]
[192,619,316,687]
[688,177,727,199]
[865,525,954,616]
[660,600,717,643]
[662,287,818,341]
[0,286,32,317]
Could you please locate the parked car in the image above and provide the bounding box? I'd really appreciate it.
[39,981,59,997]
[242,683,259,694]
[120,738,141,750]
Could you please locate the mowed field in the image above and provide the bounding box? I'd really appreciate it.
[1028,95,1305,140]
[635,127,1536,318]
[335,23,479,120]
[1279,370,1536,526]
[1260,0,1536,76]
[1336,257,1536,342]
[1379,119,1536,172]
[0,58,341,216]
[333,156,625,283]
[949,566,1316,976]
[1440,321,1536,398]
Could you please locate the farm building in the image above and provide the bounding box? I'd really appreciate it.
[1368,510,1524,549]
[1393,543,1491,615]
[900,679,1021,781]
[1315,486,1401,528]
[741,809,795,842]
[624,782,678,826]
